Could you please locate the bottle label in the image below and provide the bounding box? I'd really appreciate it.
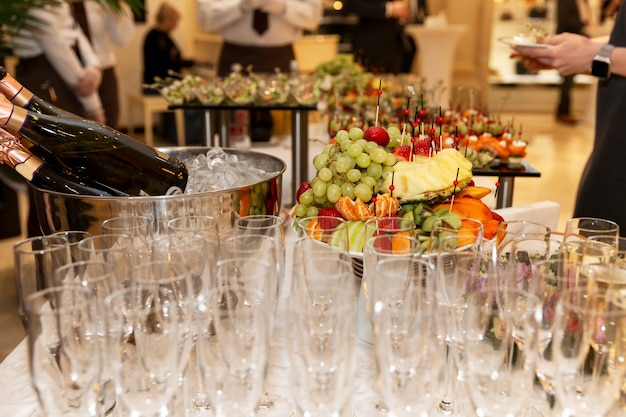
[0,131,42,181]
[14,153,42,182]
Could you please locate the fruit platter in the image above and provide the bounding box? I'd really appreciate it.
[290,121,506,254]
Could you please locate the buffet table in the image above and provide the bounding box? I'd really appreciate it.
[169,103,316,200]
[0,211,558,417]
[0,197,565,417]
[473,160,541,209]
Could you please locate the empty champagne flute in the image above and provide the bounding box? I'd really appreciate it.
[528,258,588,410]
[357,233,423,345]
[150,232,217,414]
[150,233,213,300]
[101,215,154,263]
[462,288,539,417]
[233,214,293,417]
[167,214,220,243]
[373,285,446,417]
[355,256,437,417]
[219,234,283,303]
[50,230,92,262]
[104,260,193,417]
[25,285,102,417]
[551,289,626,416]
[196,285,271,417]
[13,234,69,329]
[286,283,356,417]
[77,234,136,288]
[53,260,118,414]
[432,228,486,417]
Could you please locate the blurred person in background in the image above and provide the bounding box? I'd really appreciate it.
[83,0,135,130]
[343,0,427,74]
[514,2,626,234]
[143,2,202,143]
[197,0,323,75]
[143,2,195,92]
[11,0,106,237]
[196,0,323,142]
[12,0,105,124]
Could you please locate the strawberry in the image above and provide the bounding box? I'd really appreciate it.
[392,145,412,161]
[373,235,393,251]
[363,126,390,147]
[317,207,343,229]
[295,181,311,203]
[413,138,431,156]
[377,216,401,231]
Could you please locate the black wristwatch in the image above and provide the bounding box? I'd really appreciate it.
[591,44,615,79]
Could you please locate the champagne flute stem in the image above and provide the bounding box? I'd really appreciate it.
[590,348,606,393]
[437,343,455,414]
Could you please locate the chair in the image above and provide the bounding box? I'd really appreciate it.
[127,92,186,147]
[192,33,223,73]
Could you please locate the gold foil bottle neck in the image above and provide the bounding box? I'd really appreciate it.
[0,70,30,106]
[0,97,27,131]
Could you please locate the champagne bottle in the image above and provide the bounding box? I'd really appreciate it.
[0,66,76,118]
[0,96,188,196]
[0,128,117,196]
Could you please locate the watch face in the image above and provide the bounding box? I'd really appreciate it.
[592,59,610,78]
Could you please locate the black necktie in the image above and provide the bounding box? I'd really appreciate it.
[71,1,91,40]
[253,9,268,35]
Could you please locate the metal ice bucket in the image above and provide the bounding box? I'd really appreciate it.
[30,147,286,236]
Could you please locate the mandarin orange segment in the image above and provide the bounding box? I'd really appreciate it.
[306,219,323,240]
[391,234,412,253]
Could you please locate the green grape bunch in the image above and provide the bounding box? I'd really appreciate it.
[293,126,411,218]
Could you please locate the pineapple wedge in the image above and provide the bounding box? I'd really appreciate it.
[381,148,473,203]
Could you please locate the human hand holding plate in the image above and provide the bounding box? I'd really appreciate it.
[499,34,548,49]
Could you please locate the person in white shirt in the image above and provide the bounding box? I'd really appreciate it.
[197,0,323,142]
[196,0,323,76]
[83,1,135,129]
[12,1,105,123]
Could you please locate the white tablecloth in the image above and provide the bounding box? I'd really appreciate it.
[0,338,38,417]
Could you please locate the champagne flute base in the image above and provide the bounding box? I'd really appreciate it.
[256,393,294,417]
[353,398,388,417]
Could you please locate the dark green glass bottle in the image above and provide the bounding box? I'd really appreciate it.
[0,99,188,196]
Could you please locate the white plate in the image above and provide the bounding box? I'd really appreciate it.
[498,36,548,49]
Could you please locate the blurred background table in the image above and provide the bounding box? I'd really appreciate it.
[473,160,541,209]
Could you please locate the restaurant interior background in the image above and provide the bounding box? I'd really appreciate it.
[0,0,605,360]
